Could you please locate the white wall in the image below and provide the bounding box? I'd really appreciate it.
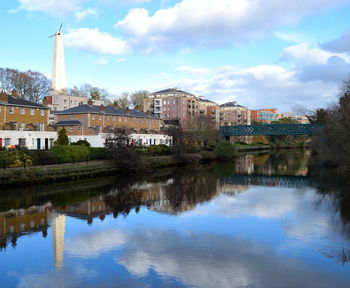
[0,130,57,150]
[69,133,173,148]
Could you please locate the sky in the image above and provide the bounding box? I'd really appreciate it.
[1,0,350,112]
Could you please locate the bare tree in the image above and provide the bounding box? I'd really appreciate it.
[0,68,50,103]
[130,90,149,111]
[115,92,130,108]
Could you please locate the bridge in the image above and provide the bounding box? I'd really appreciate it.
[220,174,315,188]
[220,124,324,136]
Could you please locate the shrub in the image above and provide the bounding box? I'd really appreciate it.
[214,142,237,160]
[28,150,58,165]
[50,145,90,163]
[89,147,107,160]
[71,140,91,147]
[54,128,69,145]
[147,144,173,155]
[0,151,32,168]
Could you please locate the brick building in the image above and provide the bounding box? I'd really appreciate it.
[0,89,56,149]
[250,109,279,124]
[198,97,221,127]
[55,100,172,146]
[143,88,200,128]
[220,102,251,126]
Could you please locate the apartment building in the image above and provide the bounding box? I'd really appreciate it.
[143,88,200,127]
[0,89,56,149]
[250,109,279,124]
[198,97,221,127]
[220,102,251,126]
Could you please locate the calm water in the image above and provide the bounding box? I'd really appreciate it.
[1,150,350,288]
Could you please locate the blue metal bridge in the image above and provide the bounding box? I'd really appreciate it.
[220,124,324,136]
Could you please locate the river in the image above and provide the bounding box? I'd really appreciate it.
[0,150,350,288]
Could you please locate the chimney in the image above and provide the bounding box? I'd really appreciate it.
[100,104,105,112]
[42,97,48,106]
[0,91,9,103]
[11,89,18,98]
[125,107,130,115]
[113,102,119,109]
[87,99,93,106]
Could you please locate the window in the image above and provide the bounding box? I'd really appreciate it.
[99,116,102,120]
[92,115,95,120]
[78,127,81,132]
[69,127,73,132]
[4,138,11,146]
[9,107,14,114]
[21,108,25,115]
[31,109,35,115]
[39,123,45,131]
[113,117,116,121]
[106,116,110,121]
[41,110,45,116]
[20,123,25,130]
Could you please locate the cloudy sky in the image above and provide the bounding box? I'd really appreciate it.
[1,0,350,111]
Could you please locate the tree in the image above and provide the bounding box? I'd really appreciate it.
[0,67,50,103]
[115,92,130,108]
[54,128,69,145]
[185,116,219,146]
[130,90,149,111]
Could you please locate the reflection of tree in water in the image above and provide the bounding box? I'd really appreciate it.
[253,150,310,176]
[311,167,350,264]
[104,185,143,218]
[163,168,219,213]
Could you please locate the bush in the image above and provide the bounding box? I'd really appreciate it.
[0,151,32,168]
[50,145,90,163]
[54,128,69,146]
[89,147,107,160]
[147,144,173,155]
[71,140,91,147]
[28,150,58,165]
[214,142,237,160]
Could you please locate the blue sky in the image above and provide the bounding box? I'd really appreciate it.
[1,0,350,112]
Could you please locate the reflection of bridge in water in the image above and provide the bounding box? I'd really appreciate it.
[220,174,315,188]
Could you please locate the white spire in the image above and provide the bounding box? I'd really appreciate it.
[51,28,66,92]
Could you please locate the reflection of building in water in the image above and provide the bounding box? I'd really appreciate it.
[218,183,249,195]
[235,154,254,174]
[51,212,65,268]
[0,204,51,250]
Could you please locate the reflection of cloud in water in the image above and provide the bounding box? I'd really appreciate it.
[118,229,349,288]
[65,229,126,258]
[188,186,299,219]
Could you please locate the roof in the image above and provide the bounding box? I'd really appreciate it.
[55,104,158,119]
[0,95,48,109]
[197,97,218,104]
[220,101,247,109]
[54,120,82,126]
[150,88,195,97]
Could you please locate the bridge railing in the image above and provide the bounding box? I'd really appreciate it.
[219,124,324,136]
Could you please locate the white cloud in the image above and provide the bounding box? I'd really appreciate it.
[65,229,127,257]
[150,64,338,111]
[75,7,98,21]
[65,28,128,56]
[281,43,350,65]
[115,0,350,51]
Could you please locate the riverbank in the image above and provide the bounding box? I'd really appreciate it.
[0,152,216,188]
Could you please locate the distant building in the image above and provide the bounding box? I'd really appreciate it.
[220,102,251,126]
[0,89,56,149]
[279,113,309,124]
[250,109,279,124]
[220,101,251,143]
[197,97,221,127]
[144,88,200,128]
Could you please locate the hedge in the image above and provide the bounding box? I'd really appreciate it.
[50,145,90,163]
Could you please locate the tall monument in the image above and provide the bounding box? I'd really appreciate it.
[50,24,66,92]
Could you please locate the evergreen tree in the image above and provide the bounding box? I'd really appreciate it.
[54,128,69,145]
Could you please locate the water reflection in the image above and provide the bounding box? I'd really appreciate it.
[1,150,350,288]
